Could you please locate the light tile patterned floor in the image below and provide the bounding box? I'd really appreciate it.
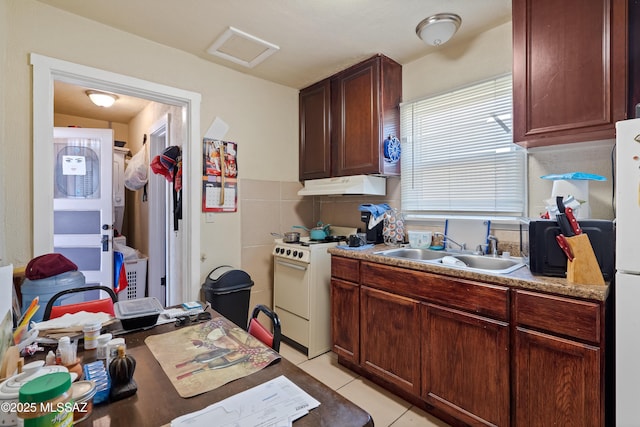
[279,343,451,427]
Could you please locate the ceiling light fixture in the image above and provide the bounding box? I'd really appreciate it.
[86,90,119,108]
[416,13,462,46]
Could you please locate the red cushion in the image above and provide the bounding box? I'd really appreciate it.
[248,318,274,348]
[49,298,115,319]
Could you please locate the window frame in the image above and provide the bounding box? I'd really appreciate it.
[399,74,527,223]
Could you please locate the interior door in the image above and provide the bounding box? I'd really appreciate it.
[52,127,114,289]
[148,117,169,306]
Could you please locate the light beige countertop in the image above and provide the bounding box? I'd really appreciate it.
[328,244,609,302]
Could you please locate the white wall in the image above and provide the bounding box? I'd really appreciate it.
[1,0,299,283]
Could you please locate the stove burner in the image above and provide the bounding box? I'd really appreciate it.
[301,235,346,246]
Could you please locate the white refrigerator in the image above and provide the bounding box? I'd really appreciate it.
[615,118,640,426]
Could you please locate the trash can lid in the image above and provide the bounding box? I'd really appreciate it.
[206,265,235,281]
[203,266,254,293]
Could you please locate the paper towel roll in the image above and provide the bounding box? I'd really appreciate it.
[551,180,590,219]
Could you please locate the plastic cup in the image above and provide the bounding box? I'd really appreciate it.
[83,321,101,350]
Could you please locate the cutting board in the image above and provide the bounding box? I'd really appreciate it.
[444,219,491,251]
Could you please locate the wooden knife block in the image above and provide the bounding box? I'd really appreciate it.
[565,233,605,286]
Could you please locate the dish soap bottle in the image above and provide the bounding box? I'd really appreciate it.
[108,345,137,401]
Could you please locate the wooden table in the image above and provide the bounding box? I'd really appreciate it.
[85,318,374,427]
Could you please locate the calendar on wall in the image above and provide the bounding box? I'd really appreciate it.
[202,139,237,213]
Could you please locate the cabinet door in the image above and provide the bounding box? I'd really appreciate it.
[331,278,359,363]
[513,0,627,147]
[331,58,381,177]
[515,327,602,426]
[422,304,510,426]
[299,79,331,180]
[360,286,420,395]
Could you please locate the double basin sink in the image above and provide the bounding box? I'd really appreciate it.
[374,247,525,275]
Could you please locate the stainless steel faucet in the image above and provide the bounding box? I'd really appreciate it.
[488,235,499,257]
[434,232,466,251]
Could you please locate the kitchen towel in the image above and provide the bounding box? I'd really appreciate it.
[359,203,391,230]
[359,203,391,219]
[335,244,374,251]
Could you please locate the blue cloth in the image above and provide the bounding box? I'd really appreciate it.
[335,244,375,251]
[113,251,127,293]
[358,203,391,219]
[540,172,606,181]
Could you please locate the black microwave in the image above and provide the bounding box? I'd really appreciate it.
[520,219,615,281]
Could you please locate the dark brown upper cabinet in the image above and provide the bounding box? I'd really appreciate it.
[512,0,628,148]
[299,54,401,181]
[299,79,331,180]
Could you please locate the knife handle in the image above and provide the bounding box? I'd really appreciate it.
[556,213,575,237]
[565,207,582,234]
[556,234,574,261]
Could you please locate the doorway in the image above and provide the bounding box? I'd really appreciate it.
[31,53,202,305]
[52,85,173,302]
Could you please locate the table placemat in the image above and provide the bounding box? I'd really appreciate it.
[145,314,280,398]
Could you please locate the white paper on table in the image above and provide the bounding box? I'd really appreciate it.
[170,375,320,427]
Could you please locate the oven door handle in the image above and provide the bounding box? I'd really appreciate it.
[275,260,308,271]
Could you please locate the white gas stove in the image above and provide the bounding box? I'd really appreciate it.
[272,226,357,358]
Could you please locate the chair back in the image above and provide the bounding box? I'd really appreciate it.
[43,285,118,320]
[247,304,281,352]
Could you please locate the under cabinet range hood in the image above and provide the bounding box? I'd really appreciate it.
[297,175,386,196]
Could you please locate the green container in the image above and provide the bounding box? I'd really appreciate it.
[18,372,73,427]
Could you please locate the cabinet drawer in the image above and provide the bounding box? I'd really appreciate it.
[331,256,359,282]
[514,290,601,344]
[361,262,509,321]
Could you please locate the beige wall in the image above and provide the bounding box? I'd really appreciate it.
[54,113,129,142]
[2,0,298,285]
[403,22,513,102]
[0,0,5,264]
[528,140,615,219]
[239,179,312,310]
[126,102,184,254]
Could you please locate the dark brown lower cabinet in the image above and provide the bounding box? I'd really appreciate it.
[329,256,608,426]
[422,303,510,426]
[514,327,601,426]
[360,286,421,396]
[330,278,360,363]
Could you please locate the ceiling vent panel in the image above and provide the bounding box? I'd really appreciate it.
[206,26,279,68]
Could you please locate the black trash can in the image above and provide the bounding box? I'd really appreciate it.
[202,266,254,328]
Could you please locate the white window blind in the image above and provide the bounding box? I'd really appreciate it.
[400,75,525,215]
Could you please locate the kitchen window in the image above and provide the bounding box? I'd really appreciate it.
[400,74,526,217]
